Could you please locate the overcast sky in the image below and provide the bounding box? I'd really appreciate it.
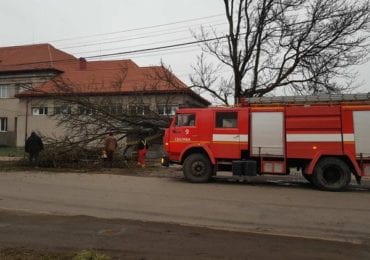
[0,0,369,93]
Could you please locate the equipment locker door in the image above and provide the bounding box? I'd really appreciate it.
[353,111,370,158]
[251,112,284,156]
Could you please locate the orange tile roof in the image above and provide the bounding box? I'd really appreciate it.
[27,61,190,94]
[0,43,75,72]
[1,43,209,105]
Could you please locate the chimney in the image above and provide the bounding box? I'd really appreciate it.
[79,57,87,70]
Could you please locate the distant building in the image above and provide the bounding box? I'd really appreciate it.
[0,44,209,147]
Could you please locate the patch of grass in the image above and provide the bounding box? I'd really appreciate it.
[0,249,112,260]
[0,160,28,172]
[0,146,24,157]
[73,250,111,260]
[0,160,93,173]
[0,248,74,259]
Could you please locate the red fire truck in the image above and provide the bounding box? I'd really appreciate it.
[161,94,370,191]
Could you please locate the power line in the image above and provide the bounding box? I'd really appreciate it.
[61,28,197,50]
[62,14,331,58]
[58,21,227,50]
[86,35,228,60]
[48,13,226,43]
[73,36,193,55]
[2,35,229,68]
[73,25,229,56]
[112,46,202,60]
[11,15,330,68]
[59,20,226,49]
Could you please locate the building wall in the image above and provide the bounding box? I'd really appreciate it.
[0,98,22,146]
[16,113,65,147]
[0,71,59,146]
[13,92,207,147]
[0,63,209,148]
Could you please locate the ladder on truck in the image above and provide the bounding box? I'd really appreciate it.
[241,93,370,106]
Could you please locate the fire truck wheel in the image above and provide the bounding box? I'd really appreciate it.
[312,157,351,191]
[183,154,212,183]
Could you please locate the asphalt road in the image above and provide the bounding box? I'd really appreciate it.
[0,210,369,260]
[0,169,369,258]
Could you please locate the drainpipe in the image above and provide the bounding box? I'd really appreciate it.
[25,98,29,143]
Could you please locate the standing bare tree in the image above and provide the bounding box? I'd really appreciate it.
[192,0,370,104]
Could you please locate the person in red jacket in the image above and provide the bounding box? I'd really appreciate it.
[137,135,148,167]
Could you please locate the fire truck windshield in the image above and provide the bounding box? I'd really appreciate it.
[175,113,196,127]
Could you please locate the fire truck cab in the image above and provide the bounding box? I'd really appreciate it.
[162,94,370,191]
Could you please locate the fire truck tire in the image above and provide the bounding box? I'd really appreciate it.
[312,157,351,191]
[183,153,212,183]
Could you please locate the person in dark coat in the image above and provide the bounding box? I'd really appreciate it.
[25,132,44,165]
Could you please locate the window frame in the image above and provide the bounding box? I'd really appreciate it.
[78,106,96,115]
[128,105,150,116]
[54,105,72,115]
[32,107,48,116]
[175,113,196,127]
[215,111,238,128]
[0,117,8,132]
[0,85,10,99]
[157,104,178,116]
[108,104,123,115]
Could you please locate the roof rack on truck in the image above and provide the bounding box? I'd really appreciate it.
[240,93,370,106]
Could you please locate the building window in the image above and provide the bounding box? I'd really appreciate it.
[176,113,196,127]
[98,105,123,115]
[54,105,72,115]
[78,106,96,115]
[157,104,178,116]
[0,117,7,132]
[32,107,48,115]
[108,104,123,115]
[0,85,10,98]
[215,112,238,128]
[129,105,150,115]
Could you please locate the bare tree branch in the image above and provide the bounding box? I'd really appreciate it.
[193,0,370,102]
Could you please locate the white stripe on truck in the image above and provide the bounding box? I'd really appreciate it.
[212,134,248,142]
[286,134,342,142]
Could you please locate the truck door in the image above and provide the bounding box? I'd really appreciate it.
[211,111,242,158]
[169,112,199,156]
